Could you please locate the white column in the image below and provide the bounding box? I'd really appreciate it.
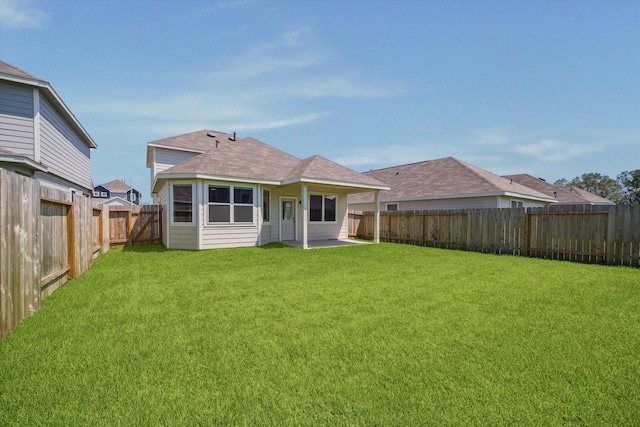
[256,185,263,246]
[374,190,381,244]
[302,184,308,249]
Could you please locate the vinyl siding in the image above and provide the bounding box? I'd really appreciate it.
[34,170,87,195]
[260,224,272,245]
[0,81,34,157]
[153,148,199,180]
[39,96,91,190]
[168,225,198,250]
[200,225,259,249]
[156,183,169,247]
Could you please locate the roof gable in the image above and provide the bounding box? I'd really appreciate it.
[98,179,133,193]
[285,155,388,187]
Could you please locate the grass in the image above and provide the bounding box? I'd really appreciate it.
[1,243,639,425]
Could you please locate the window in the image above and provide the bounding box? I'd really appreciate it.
[100,191,108,197]
[173,184,193,223]
[511,201,523,208]
[309,194,337,222]
[386,203,398,211]
[131,193,137,202]
[208,185,254,223]
[263,189,270,222]
[93,191,100,197]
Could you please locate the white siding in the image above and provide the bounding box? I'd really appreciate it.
[0,81,34,157]
[260,224,272,245]
[39,96,92,190]
[153,148,199,180]
[168,225,198,250]
[200,225,259,249]
[156,183,169,247]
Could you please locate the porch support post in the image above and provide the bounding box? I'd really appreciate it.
[256,185,263,246]
[302,184,308,249]
[374,190,381,244]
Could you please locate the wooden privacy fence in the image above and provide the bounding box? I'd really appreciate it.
[350,205,639,267]
[108,205,163,247]
[1,169,163,338]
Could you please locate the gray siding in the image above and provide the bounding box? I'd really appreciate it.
[153,148,199,180]
[39,96,92,190]
[0,81,34,157]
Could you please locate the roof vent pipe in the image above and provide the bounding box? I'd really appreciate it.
[229,132,236,141]
[216,140,220,148]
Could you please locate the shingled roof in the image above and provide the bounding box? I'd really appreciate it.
[0,61,39,80]
[98,179,134,193]
[152,132,388,191]
[504,174,614,205]
[348,157,555,203]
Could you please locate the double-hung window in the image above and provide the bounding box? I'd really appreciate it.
[208,185,254,224]
[309,194,336,222]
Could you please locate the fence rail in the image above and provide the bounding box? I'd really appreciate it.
[1,169,163,338]
[350,205,639,267]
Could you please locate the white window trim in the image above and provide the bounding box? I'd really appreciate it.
[262,189,271,224]
[309,193,338,223]
[205,183,257,226]
[170,182,196,226]
[100,191,107,197]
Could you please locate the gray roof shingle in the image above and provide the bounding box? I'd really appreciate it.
[504,174,614,205]
[349,157,554,203]
[154,133,388,189]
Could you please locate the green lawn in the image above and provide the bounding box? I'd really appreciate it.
[1,243,639,426]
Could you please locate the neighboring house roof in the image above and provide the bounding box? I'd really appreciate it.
[98,179,137,193]
[349,157,556,204]
[94,196,135,207]
[0,61,97,149]
[151,132,388,192]
[503,174,615,205]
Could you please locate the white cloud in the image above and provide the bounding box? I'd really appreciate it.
[510,139,603,162]
[470,126,512,146]
[0,0,47,29]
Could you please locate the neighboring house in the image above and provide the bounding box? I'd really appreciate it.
[348,157,557,211]
[146,130,389,250]
[93,196,136,208]
[93,179,142,205]
[503,174,615,206]
[0,61,97,195]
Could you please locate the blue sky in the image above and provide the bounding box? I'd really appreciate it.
[1,0,638,202]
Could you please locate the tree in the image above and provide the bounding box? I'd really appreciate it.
[617,169,640,204]
[568,173,622,202]
[553,178,569,187]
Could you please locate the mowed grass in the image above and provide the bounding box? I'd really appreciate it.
[1,243,639,426]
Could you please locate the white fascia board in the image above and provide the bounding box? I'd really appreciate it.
[281,176,390,191]
[1,73,97,149]
[153,173,280,192]
[0,154,49,172]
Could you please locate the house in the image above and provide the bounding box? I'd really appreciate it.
[503,174,615,206]
[0,61,97,195]
[348,157,557,211]
[93,179,142,206]
[146,130,389,250]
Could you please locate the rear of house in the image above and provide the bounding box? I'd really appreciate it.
[147,130,388,250]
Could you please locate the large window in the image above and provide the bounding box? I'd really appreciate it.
[208,185,254,223]
[173,184,193,223]
[309,194,337,222]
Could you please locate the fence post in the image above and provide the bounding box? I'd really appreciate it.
[605,206,615,265]
[522,208,530,257]
[66,200,76,278]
